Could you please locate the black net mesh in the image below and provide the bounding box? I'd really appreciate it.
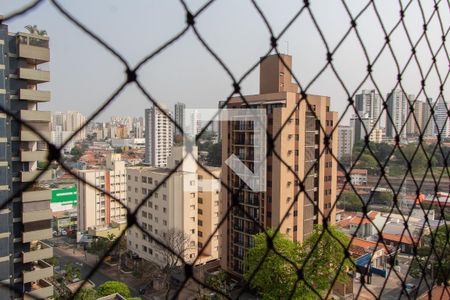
[0,0,449,299]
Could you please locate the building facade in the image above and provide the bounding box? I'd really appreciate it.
[355,89,384,129]
[337,125,353,160]
[77,153,127,232]
[144,106,173,167]
[126,147,220,267]
[385,89,415,138]
[220,54,338,276]
[432,97,450,139]
[0,25,54,299]
[174,102,185,137]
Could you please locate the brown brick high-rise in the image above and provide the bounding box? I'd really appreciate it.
[220,54,338,276]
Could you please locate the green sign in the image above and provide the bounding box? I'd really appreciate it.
[51,186,77,205]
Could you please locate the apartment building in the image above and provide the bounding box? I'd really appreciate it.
[220,54,338,276]
[127,147,220,267]
[77,153,127,232]
[337,125,353,159]
[174,102,185,137]
[385,89,415,138]
[0,24,54,299]
[51,111,86,142]
[144,106,173,167]
[355,89,384,129]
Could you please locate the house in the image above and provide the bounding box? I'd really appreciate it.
[382,233,417,255]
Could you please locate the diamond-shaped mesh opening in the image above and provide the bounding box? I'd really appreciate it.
[0,0,449,299]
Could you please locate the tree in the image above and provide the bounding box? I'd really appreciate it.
[205,271,229,299]
[206,142,221,167]
[64,262,80,283]
[25,25,47,36]
[244,229,302,299]
[70,146,84,160]
[410,224,450,284]
[244,226,353,299]
[337,191,363,212]
[74,288,96,300]
[97,281,131,298]
[156,229,193,271]
[356,154,378,173]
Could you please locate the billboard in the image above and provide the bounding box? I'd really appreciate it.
[51,186,77,212]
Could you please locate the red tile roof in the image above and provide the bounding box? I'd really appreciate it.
[382,233,416,245]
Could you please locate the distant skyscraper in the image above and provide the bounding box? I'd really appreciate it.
[385,89,414,138]
[351,113,372,143]
[338,125,353,159]
[422,98,434,137]
[355,89,384,129]
[50,111,86,142]
[433,97,450,138]
[0,24,54,298]
[174,102,185,137]
[144,106,173,167]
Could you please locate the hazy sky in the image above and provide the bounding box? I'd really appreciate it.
[2,0,449,125]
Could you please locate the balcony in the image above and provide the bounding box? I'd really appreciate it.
[21,128,51,142]
[22,189,51,203]
[23,260,53,283]
[18,43,50,64]
[23,228,52,243]
[24,279,53,300]
[19,89,51,102]
[21,170,52,182]
[23,241,53,263]
[21,150,48,162]
[18,68,50,84]
[23,209,52,223]
[20,110,51,123]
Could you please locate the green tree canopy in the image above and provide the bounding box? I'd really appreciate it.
[244,226,353,299]
[74,288,96,300]
[410,224,450,284]
[336,191,363,212]
[97,281,131,298]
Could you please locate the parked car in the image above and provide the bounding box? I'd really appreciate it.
[405,283,417,295]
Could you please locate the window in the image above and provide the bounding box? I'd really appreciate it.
[198,197,203,204]
[190,180,195,186]
[142,211,147,218]
[142,188,147,195]
[135,176,138,182]
[191,229,195,234]
[127,175,131,180]
[190,241,195,247]
[154,193,158,198]
[155,205,158,210]
[149,213,153,220]
[198,231,203,237]
[163,194,167,200]
[148,177,153,184]
[198,220,203,226]
[163,207,166,213]
[198,209,203,215]
[148,201,153,208]
[163,220,167,226]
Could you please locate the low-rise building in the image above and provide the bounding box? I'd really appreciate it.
[126,147,221,267]
[77,153,128,232]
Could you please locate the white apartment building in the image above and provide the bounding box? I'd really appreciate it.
[385,90,415,138]
[433,97,450,138]
[51,111,87,142]
[144,106,173,167]
[127,147,221,267]
[77,153,128,231]
[355,89,384,129]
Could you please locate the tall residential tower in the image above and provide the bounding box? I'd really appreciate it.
[144,106,173,167]
[0,24,54,299]
[220,54,338,276]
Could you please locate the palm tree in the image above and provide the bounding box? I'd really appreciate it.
[24,25,47,36]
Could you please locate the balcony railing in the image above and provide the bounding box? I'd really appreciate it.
[24,279,53,300]
[23,228,52,243]
[23,241,53,263]
[23,260,53,283]
[21,150,48,162]
[18,68,50,84]
[21,170,52,182]
[19,89,51,102]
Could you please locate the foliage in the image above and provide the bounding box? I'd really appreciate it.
[25,24,47,36]
[97,281,131,298]
[64,262,80,283]
[336,191,363,212]
[89,237,112,257]
[244,226,353,299]
[205,271,229,299]
[70,146,84,160]
[74,288,96,300]
[410,224,450,284]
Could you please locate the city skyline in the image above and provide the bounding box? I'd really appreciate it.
[2,0,448,124]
